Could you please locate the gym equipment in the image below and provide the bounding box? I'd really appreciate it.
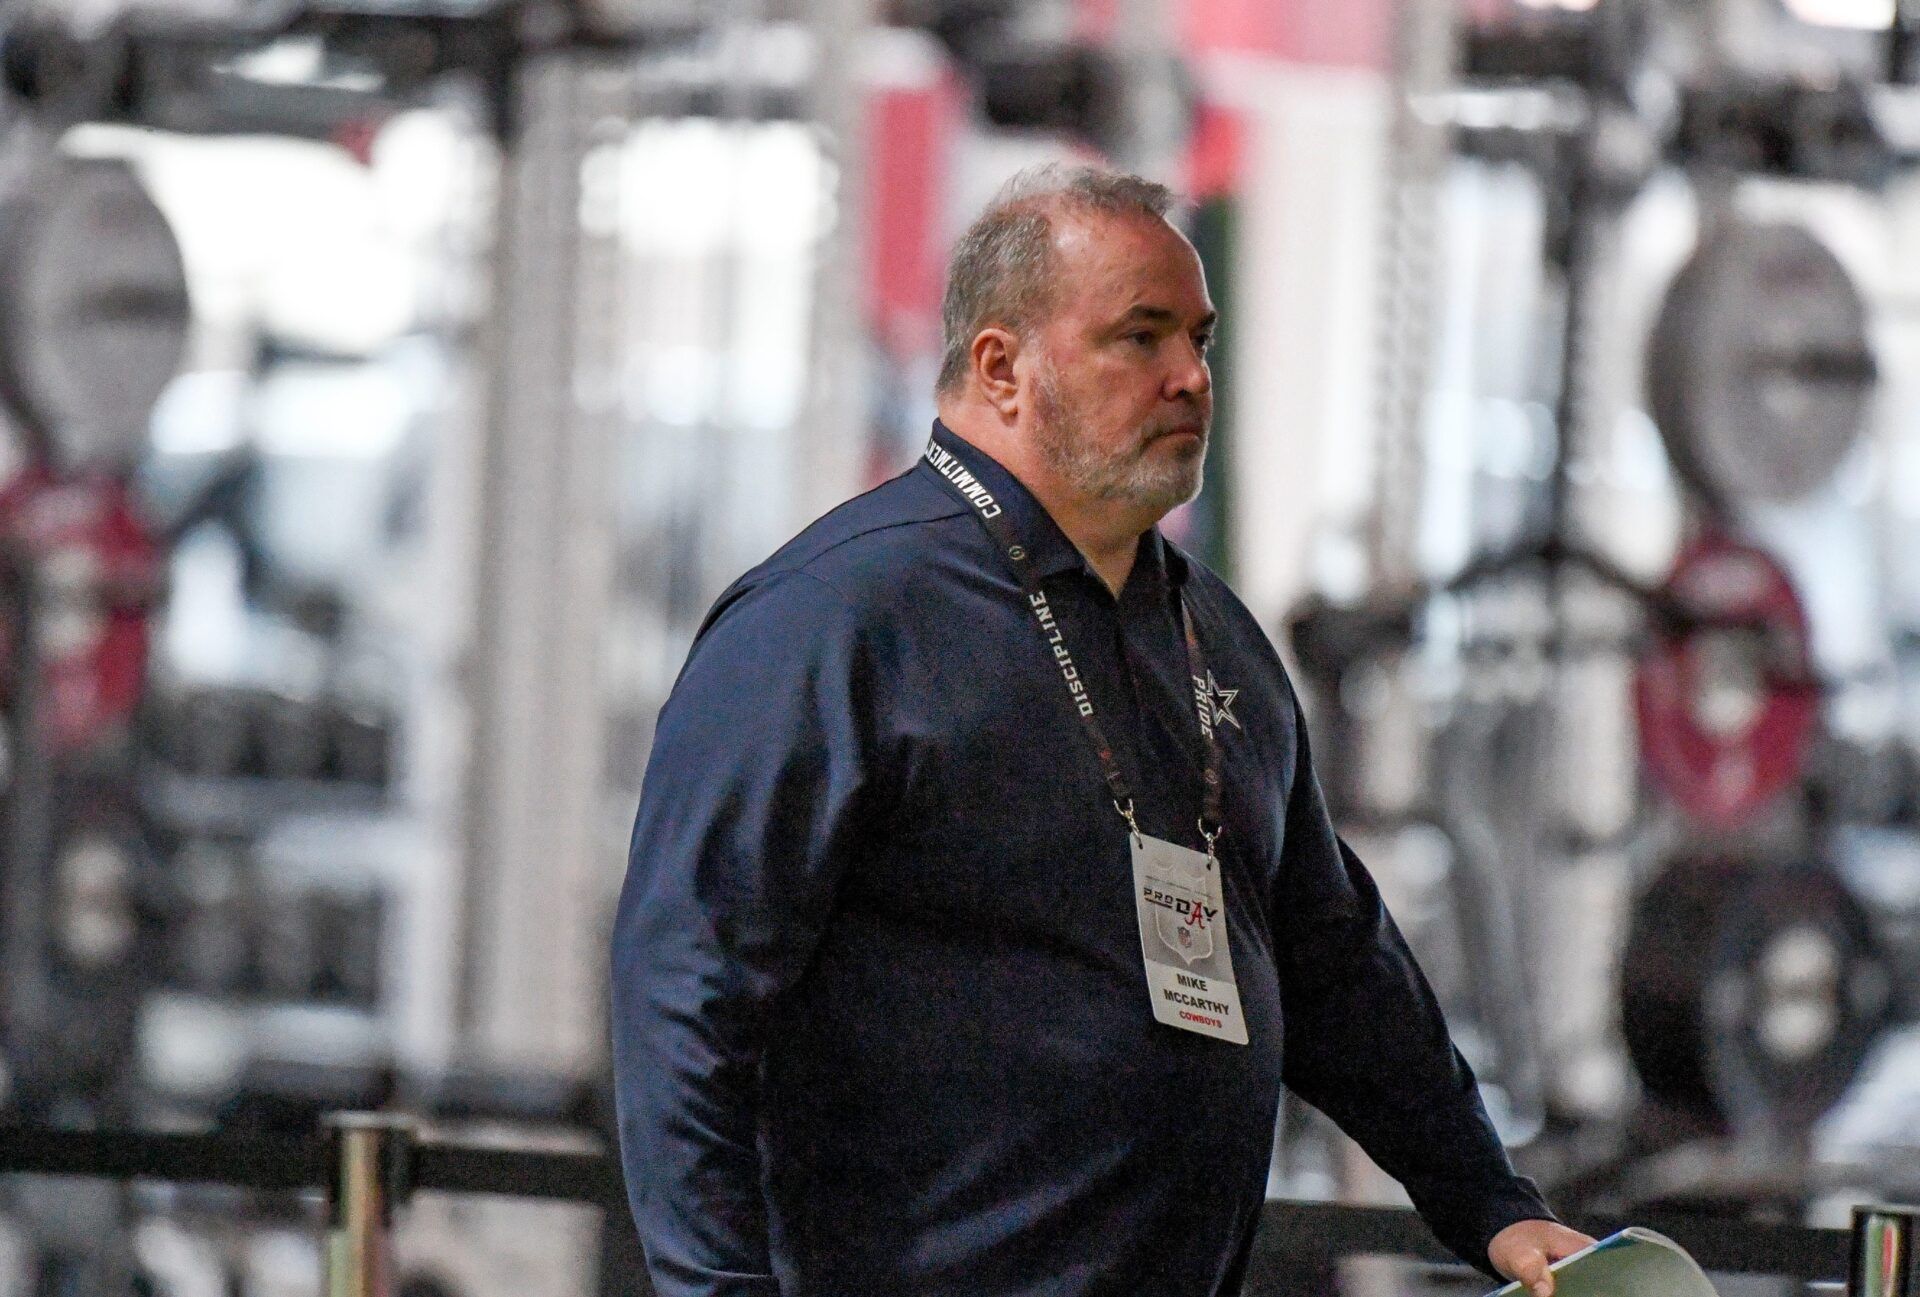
[1621,856,1896,1132]
[0,19,128,130]
[0,156,189,474]
[0,470,164,759]
[255,688,331,783]
[157,829,386,1009]
[0,157,176,1131]
[162,686,257,780]
[1673,80,1897,187]
[1404,0,1920,1222]
[1849,1205,1917,1297]
[150,682,396,787]
[48,804,144,980]
[165,837,251,998]
[325,698,392,787]
[1647,218,1877,506]
[0,780,157,1115]
[1634,531,1819,829]
[1806,735,1920,827]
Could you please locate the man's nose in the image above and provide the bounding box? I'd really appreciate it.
[1167,342,1211,400]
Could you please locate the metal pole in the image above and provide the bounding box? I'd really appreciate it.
[1850,1206,1918,1297]
[1368,0,1455,596]
[795,0,874,530]
[456,50,611,1073]
[0,547,51,1103]
[324,1113,416,1297]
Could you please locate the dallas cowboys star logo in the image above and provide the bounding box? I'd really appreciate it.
[1193,670,1242,731]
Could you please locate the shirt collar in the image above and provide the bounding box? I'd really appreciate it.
[1144,526,1190,589]
[920,420,1189,588]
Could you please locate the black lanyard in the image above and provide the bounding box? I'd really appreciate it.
[925,436,1228,856]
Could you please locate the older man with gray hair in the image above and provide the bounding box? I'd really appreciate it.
[611,163,1587,1297]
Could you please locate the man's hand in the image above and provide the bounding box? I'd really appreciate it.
[1488,1220,1595,1297]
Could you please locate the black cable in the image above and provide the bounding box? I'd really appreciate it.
[0,1126,322,1192]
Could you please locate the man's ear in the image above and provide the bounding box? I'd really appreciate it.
[972,328,1021,421]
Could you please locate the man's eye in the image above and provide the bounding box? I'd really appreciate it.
[1128,332,1157,346]
[1195,334,1215,353]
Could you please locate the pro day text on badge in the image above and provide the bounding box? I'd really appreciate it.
[1130,833,1248,1045]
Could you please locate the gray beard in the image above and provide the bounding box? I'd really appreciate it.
[1033,367,1206,515]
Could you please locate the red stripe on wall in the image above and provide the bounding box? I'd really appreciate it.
[864,72,963,353]
[1180,0,1390,68]
[1185,100,1245,199]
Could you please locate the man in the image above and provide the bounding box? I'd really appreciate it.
[612,164,1590,1297]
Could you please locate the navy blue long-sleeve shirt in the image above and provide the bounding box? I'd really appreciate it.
[611,423,1552,1297]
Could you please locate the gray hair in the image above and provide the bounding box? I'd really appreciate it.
[935,163,1178,395]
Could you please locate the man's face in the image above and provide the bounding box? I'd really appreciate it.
[1022,210,1216,516]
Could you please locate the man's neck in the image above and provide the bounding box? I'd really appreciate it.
[939,413,1157,596]
[1032,483,1147,596]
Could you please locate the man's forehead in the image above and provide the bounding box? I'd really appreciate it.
[1048,207,1211,316]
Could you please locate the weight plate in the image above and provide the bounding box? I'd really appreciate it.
[1621,857,1895,1132]
[166,837,251,997]
[3,780,158,1103]
[0,468,164,757]
[1647,218,1875,504]
[0,156,191,472]
[47,789,155,982]
[168,685,255,778]
[1634,531,1817,828]
[326,698,392,787]
[256,689,329,782]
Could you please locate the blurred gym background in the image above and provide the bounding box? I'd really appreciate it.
[0,0,1915,1293]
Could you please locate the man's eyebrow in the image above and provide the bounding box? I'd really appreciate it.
[1116,305,1219,330]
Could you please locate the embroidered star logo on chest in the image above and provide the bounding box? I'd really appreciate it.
[1193,671,1242,731]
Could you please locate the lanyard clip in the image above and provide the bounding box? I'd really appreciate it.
[1198,819,1222,866]
[1115,798,1142,843]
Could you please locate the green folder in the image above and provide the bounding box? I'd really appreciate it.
[1487,1229,1719,1297]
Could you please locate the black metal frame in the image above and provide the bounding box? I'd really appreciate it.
[0,1121,1863,1287]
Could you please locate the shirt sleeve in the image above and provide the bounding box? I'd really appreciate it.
[610,570,877,1297]
[1271,683,1556,1277]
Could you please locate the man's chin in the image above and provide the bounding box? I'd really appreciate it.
[1124,465,1205,515]
[1139,436,1207,505]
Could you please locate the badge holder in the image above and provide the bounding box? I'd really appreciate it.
[1123,801,1247,1045]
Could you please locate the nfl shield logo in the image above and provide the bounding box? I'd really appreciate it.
[1155,880,1213,965]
